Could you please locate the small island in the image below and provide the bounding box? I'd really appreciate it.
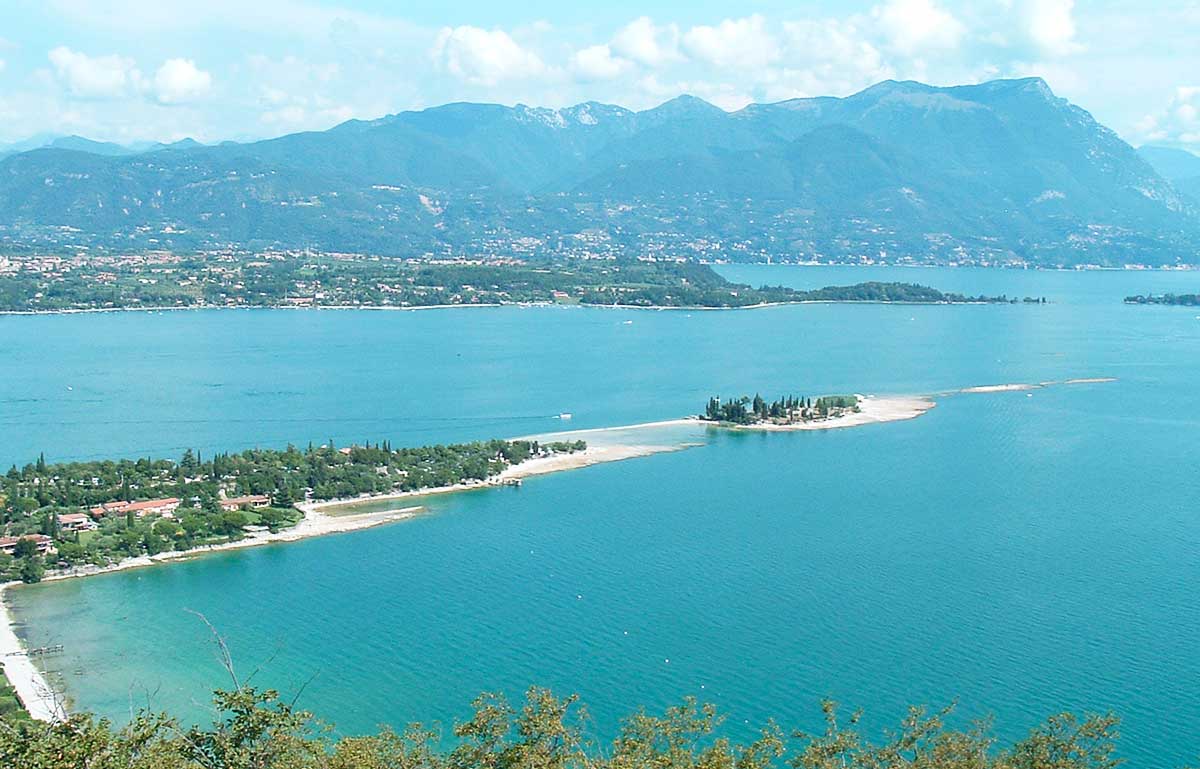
[1124,293,1200,306]
[699,391,937,432]
[702,393,860,426]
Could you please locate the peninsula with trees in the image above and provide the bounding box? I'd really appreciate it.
[0,253,1020,312]
[0,438,585,584]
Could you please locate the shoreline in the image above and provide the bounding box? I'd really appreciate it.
[0,502,427,722]
[0,441,694,720]
[0,589,68,722]
[0,298,1015,318]
[303,441,691,516]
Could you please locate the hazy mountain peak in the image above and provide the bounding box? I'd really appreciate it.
[857,79,937,97]
[643,94,724,117]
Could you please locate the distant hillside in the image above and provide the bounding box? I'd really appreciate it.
[2,78,1196,266]
[1138,145,1200,206]
[1138,145,1200,180]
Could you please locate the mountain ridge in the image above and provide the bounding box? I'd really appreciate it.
[1,77,1196,266]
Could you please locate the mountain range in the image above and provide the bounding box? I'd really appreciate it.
[0,135,205,160]
[2,77,1198,265]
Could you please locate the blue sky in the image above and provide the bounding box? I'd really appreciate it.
[1,0,1198,150]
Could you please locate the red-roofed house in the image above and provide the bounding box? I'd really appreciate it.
[0,534,55,556]
[90,497,180,518]
[219,494,271,511]
[57,512,98,532]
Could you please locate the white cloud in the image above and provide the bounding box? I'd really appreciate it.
[873,0,964,55]
[611,17,680,67]
[48,46,142,99]
[153,58,212,104]
[1021,0,1082,57]
[1,1,1187,146]
[571,45,630,82]
[260,102,355,129]
[772,19,894,99]
[682,15,779,70]
[432,26,544,86]
[1137,86,1200,147]
[0,59,6,74]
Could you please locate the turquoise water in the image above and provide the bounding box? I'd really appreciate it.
[5,266,1200,766]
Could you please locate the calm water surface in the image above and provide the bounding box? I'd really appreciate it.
[4,266,1200,767]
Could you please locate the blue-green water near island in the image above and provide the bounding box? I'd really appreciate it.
[4,266,1200,767]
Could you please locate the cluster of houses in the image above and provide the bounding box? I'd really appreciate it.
[1,494,275,562]
[85,494,271,521]
[0,492,280,575]
[88,497,182,518]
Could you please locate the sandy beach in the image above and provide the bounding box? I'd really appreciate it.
[0,502,428,721]
[0,591,68,722]
[305,442,689,516]
[959,377,1117,394]
[498,442,688,478]
[959,383,1041,393]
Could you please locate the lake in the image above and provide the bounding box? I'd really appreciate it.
[4,266,1200,767]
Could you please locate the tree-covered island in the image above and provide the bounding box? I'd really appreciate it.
[1124,292,1200,306]
[0,253,1020,312]
[701,394,860,426]
[0,438,586,583]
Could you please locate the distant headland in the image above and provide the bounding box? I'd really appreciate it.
[0,257,1026,314]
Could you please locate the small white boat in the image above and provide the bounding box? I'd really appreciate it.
[558,412,573,420]
[622,320,633,325]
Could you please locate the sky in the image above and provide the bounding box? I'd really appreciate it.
[1,0,1198,150]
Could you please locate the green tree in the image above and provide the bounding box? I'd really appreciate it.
[18,556,44,584]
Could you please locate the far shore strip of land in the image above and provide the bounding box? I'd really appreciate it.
[0,296,1019,317]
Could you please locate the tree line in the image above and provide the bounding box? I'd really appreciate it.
[702,394,860,425]
[0,683,1126,769]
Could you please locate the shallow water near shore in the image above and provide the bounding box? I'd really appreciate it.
[5,266,1200,767]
